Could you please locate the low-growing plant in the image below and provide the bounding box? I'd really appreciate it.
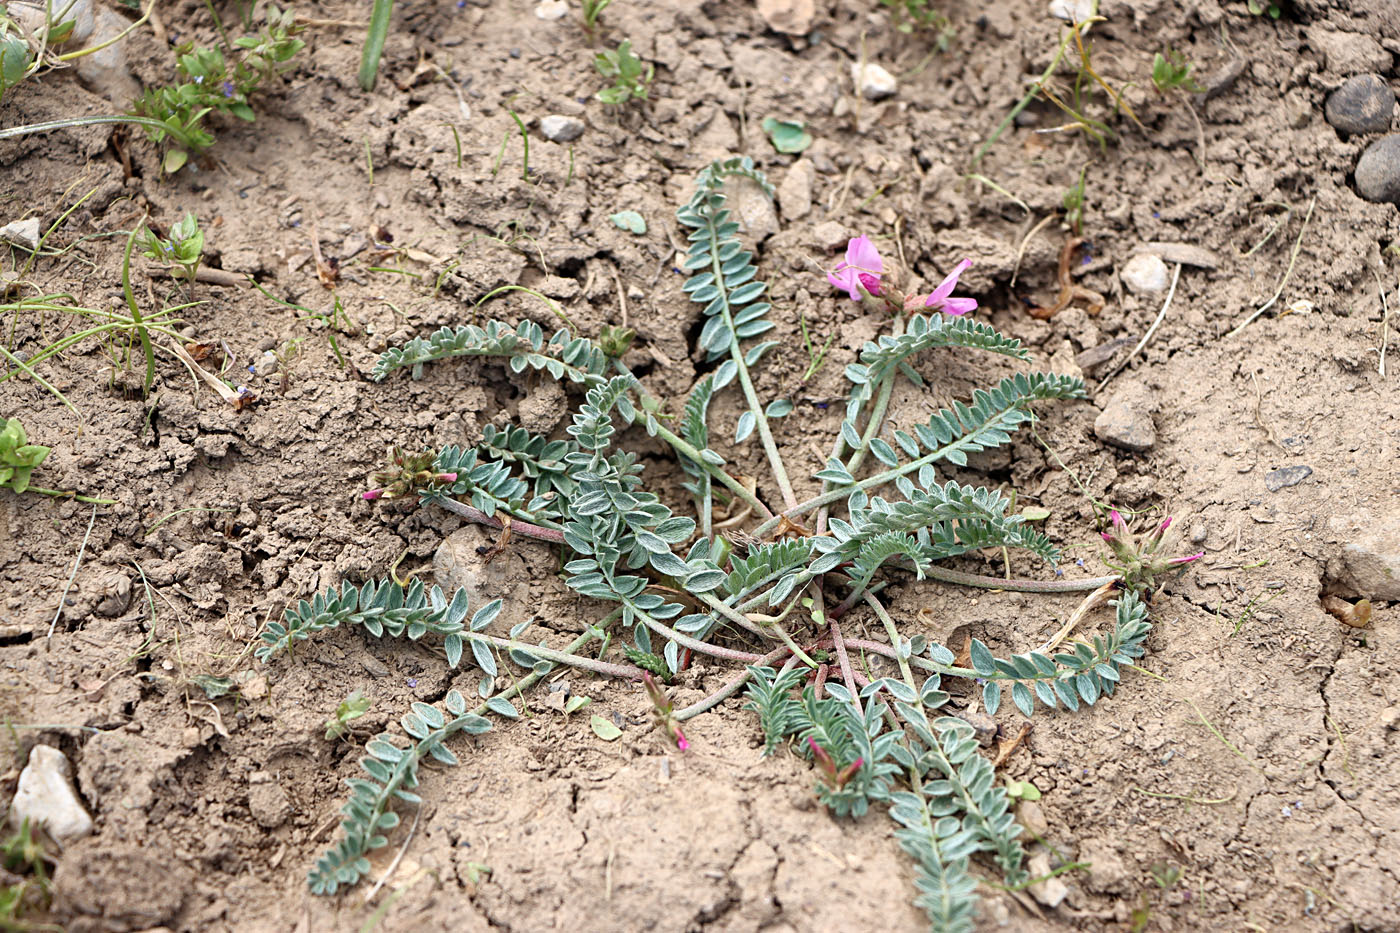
[594,39,652,105]
[141,212,204,287]
[325,690,373,741]
[1246,0,1282,18]
[879,0,955,47]
[0,818,55,931]
[254,157,1197,927]
[132,4,303,172]
[0,416,49,494]
[1151,47,1202,94]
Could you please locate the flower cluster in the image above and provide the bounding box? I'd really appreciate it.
[1100,511,1203,592]
[827,235,977,315]
[808,737,863,790]
[362,447,458,500]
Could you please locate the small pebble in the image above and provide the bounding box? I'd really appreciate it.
[533,0,568,20]
[850,62,896,100]
[1354,134,1400,204]
[540,114,585,142]
[1120,253,1170,295]
[1094,381,1156,453]
[1324,74,1395,135]
[1264,464,1313,492]
[1048,0,1095,23]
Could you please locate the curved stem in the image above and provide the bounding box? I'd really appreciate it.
[843,317,904,476]
[922,566,1118,593]
[430,498,566,543]
[627,599,765,664]
[0,115,200,151]
[472,632,641,680]
[24,486,118,505]
[674,644,792,721]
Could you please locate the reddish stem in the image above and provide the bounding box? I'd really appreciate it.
[432,498,566,544]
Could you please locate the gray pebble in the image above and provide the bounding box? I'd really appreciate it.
[1265,464,1312,492]
[1093,381,1156,453]
[1355,134,1400,204]
[1325,74,1395,135]
[539,114,585,142]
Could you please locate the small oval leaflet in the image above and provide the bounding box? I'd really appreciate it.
[590,714,623,741]
[609,210,647,234]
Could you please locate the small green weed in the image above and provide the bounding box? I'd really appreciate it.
[325,690,373,741]
[1062,166,1087,236]
[0,417,49,495]
[1246,0,1282,17]
[594,39,652,105]
[141,212,204,287]
[879,0,954,46]
[0,819,57,932]
[1151,47,1202,94]
[580,0,612,38]
[132,5,304,172]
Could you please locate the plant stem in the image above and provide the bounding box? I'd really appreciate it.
[24,486,118,505]
[471,632,640,680]
[843,316,904,476]
[431,498,566,543]
[865,592,916,687]
[119,226,157,396]
[674,644,792,721]
[627,598,765,664]
[358,0,393,91]
[922,565,1118,593]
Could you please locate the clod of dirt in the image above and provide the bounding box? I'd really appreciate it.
[1017,799,1049,838]
[1120,252,1170,295]
[776,158,815,221]
[756,0,815,35]
[811,220,850,251]
[0,217,40,250]
[1325,511,1400,600]
[518,378,568,434]
[1354,135,1400,204]
[432,525,531,630]
[1306,26,1392,76]
[850,62,896,100]
[9,745,93,843]
[1079,837,1131,895]
[1093,380,1156,452]
[247,774,292,829]
[1264,464,1313,492]
[540,114,586,143]
[91,570,131,618]
[1324,74,1396,135]
[53,842,191,932]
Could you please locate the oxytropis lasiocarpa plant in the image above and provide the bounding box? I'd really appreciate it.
[255,157,1198,928]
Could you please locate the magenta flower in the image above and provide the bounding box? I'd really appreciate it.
[923,259,977,315]
[828,236,883,301]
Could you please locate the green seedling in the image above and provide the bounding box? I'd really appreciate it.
[762,116,813,154]
[1151,47,1202,94]
[1062,166,1087,236]
[133,4,303,172]
[0,819,55,931]
[594,39,652,105]
[359,0,392,90]
[1246,0,1281,17]
[0,417,50,495]
[325,690,373,740]
[580,0,612,37]
[799,311,835,381]
[141,212,204,287]
[1006,779,1043,801]
[1,33,34,103]
[879,0,954,45]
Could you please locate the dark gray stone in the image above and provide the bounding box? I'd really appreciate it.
[1355,135,1400,204]
[1325,74,1395,135]
[1265,464,1313,492]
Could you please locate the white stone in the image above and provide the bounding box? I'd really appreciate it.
[0,218,41,250]
[1121,252,1170,295]
[850,62,897,101]
[1026,850,1069,908]
[534,0,568,20]
[540,114,586,142]
[1049,0,1096,23]
[9,746,94,843]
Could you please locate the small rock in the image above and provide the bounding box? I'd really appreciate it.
[1202,58,1246,101]
[955,706,997,747]
[533,0,568,20]
[9,746,94,843]
[1094,381,1156,453]
[1335,513,1400,600]
[361,656,391,678]
[540,114,585,142]
[0,217,41,250]
[1027,850,1069,908]
[1139,242,1220,269]
[1325,74,1395,135]
[1048,0,1095,23]
[93,569,131,617]
[727,176,779,243]
[756,0,814,35]
[811,220,849,251]
[1017,800,1049,839]
[1076,338,1133,373]
[248,782,291,829]
[776,158,815,221]
[1264,464,1312,492]
[1355,135,1400,204]
[850,62,896,100]
[518,377,567,434]
[1120,253,1170,295]
[256,349,279,376]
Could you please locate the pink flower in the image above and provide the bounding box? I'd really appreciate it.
[362,489,384,501]
[923,259,978,315]
[828,236,883,301]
